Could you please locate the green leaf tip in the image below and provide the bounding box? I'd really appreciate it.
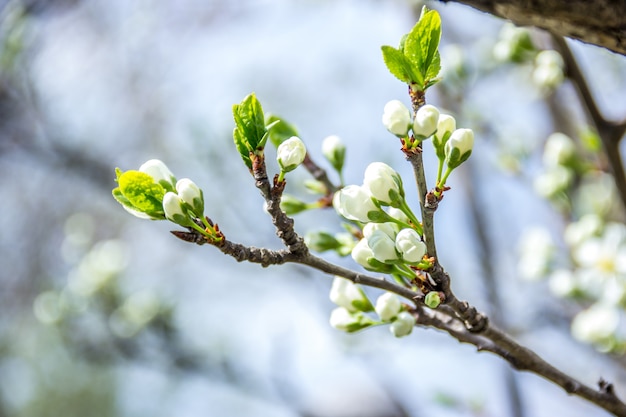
[381,6,442,91]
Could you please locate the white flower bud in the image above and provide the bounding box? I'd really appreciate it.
[321,135,346,172]
[351,238,374,269]
[176,178,204,217]
[277,136,307,172]
[543,133,576,167]
[382,100,412,137]
[367,230,398,263]
[412,104,440,139]
[329,307,356,331]
[140,159,176,189]
[163,192,192,226]
[329,276,371,312]
[329,307,373,332]
[362,162,403,205]
[395,228,426,263]
[375,292,402,322]
[333,185,379,222]
[387,207,409,224]
[390,311,415,337]
[363,222,398,240]
[445,128,474,169]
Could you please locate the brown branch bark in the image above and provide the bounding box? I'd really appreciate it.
[437,0,626,56]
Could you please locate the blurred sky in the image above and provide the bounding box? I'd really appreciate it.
[1,0,626,416]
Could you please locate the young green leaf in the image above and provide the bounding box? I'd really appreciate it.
[265,113,299,147]
[232,93,268,168]
[381,46,423,86]
[232,93,266,150]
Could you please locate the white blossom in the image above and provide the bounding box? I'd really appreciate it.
[140,159,176,188]
[412,104,439,138]
[375,292,401,322]
[543,133,576,167]
[395,228,426,263]
[362,162,403,205]
[382,100,412,137]
[334,185,379,222]
[329,276,370,312]
[367,230,398,263]
[351,238,374,269]
[390,311,416,337]
[176,178,204,217]
[277,136,307,172]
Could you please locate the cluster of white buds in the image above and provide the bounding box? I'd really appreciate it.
[382,101,440,141]
[328,277,415,337]
[381,102,474,192]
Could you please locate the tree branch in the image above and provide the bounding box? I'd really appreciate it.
[437,0,626,56]
[550,35,626,211]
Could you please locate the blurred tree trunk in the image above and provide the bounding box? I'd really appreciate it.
[439,0,626,55]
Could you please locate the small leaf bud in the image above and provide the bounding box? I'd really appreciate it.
[424,291,441,309]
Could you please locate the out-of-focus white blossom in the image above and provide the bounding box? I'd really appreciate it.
[543,132,576,167]
[322,135,346,172]
[532,50,564,89]
[517,227,555,281]
[571,305,620,348]
[533,166,573,198]
[548,269,577,298]
[564,214,604,248]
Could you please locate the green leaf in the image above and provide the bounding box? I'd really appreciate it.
[232,93,267,151]
[381,45,423,86]
[265,113,299,147]
[233,126,252,169]
[114,170,166,219]
[403,7,441,88]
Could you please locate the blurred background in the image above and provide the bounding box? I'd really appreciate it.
[1,0,626,416]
